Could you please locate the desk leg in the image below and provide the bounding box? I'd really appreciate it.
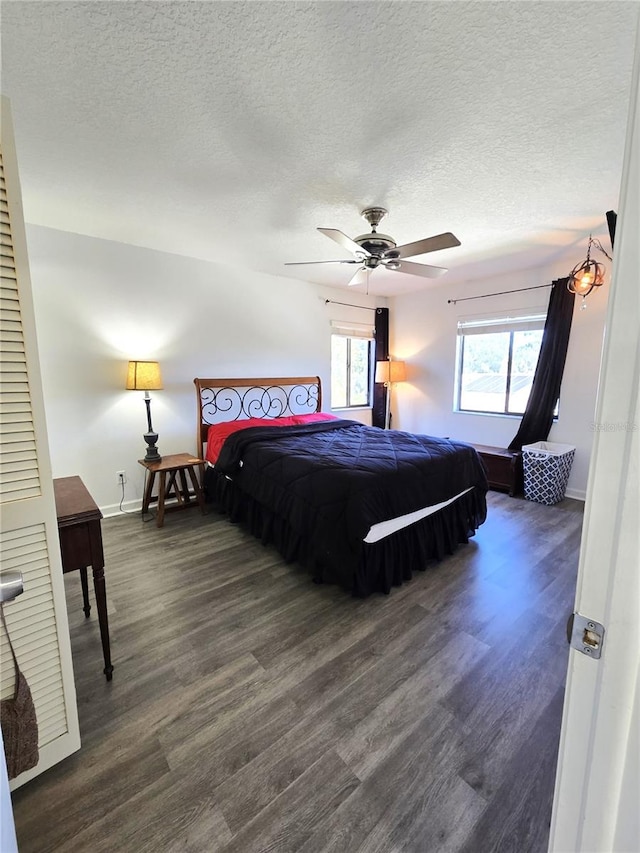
[167,471,183,506]
[157,470,167,528]
[91,563,113,681]
[179,468,191,504]
[142,470,156,515]
[79,567,91,617]
[187,466,206,515]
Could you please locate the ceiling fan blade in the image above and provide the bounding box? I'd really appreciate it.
[390,232,461,260]
[347,267,369,287]
[386,259,448,279]
[285,259,358,266]
[318,228,371,257]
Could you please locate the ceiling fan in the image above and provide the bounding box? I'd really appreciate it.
[286,207,461,286]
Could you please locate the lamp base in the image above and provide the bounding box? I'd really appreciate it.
[143,431,161,462]
[384,382,391,430]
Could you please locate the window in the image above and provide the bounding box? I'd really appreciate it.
[331,321,374,408]
[455,313,547,416]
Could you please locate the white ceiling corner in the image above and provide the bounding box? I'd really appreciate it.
[1,1,638,296]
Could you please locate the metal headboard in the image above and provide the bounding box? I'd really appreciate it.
[194,376,322,457]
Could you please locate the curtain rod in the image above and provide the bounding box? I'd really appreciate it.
[325,299,377,311]
[447,282,556,305]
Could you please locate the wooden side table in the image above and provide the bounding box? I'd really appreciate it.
[138,453,206,528]
[54,476,114,681]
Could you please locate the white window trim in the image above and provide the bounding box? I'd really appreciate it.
[330,326,374,409]
[454,308,548,417]
[457,312,547,336]
[330,319,375,339]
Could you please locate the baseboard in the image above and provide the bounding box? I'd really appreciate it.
[101,499,142,518]
[564,487,586,502]
[100,496,195,519]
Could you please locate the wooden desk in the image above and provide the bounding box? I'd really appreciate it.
[54,476,113,681]
[138,453,206,528]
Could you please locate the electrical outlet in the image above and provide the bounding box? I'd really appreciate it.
[117,470,127,485]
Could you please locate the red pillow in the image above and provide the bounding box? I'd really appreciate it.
[292,413,338,424]
[205,413,337,464]
[206,417,297,464]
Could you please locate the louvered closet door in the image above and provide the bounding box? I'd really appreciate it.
[0,96,80,789]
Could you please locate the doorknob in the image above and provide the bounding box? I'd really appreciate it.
[0,571,24,603]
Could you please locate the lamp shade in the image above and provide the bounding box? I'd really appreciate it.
[126,360,163,391]
[375,360,407,384]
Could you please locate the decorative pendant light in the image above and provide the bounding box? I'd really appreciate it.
[567,235,606,308]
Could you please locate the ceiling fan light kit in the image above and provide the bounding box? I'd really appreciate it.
[286,207,461,287]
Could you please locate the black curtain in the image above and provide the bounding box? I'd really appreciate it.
[508,278,575,451]
[606,210,617,250]
[372,307,389,428]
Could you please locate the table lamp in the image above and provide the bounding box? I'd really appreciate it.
[126,360,163,462]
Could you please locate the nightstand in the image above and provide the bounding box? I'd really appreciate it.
[138,453,206,528]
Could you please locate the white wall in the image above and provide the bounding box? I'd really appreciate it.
[390,241,612,499]
[26,225,382,514]
[26,222,609,509]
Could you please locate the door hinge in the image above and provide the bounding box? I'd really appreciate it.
[566,612,605,659]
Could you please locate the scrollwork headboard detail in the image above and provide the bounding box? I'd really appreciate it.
[194,376,322,457]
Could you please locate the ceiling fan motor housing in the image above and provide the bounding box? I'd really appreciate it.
[355,233,397,257]
[356,207,397,258]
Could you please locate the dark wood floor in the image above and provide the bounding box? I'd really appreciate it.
[12,492,583,852]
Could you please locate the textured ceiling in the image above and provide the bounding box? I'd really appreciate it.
[1,1,638,296]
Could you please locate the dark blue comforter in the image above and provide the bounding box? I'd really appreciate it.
[213,420,487,595]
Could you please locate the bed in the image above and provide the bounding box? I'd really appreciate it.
[195,376,488,597]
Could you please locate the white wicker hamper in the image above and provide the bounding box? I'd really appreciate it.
[521,441,576,505]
